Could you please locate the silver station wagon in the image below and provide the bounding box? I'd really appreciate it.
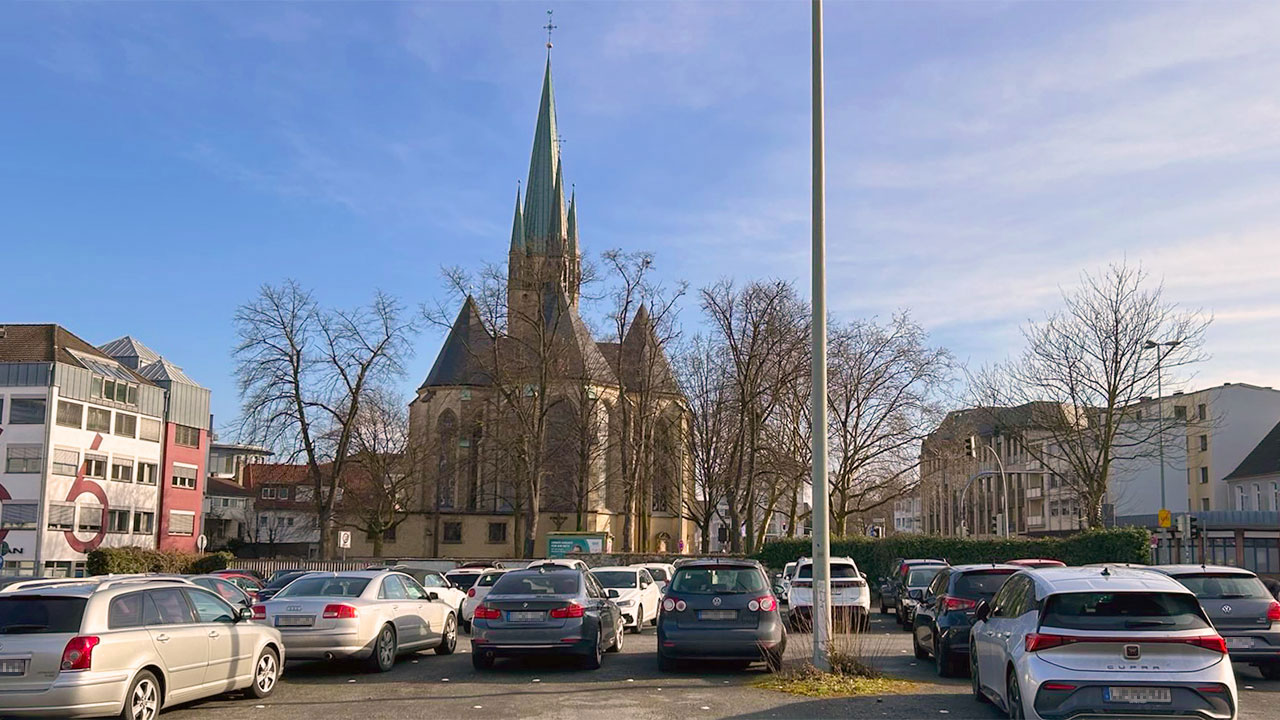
[0,575,284,719]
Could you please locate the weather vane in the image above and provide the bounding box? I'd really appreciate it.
[544,9,557,49]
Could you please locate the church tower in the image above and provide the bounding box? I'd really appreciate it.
[507,54,582,334]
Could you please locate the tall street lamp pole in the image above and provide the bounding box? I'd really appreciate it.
[1144,339,1181,515]
[809,0,833,671]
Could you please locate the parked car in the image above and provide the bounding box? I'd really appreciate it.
[656,558,785,672]
[443,568,487,593]
[591,566,662,633]
[970,566,1236,720]
[215,568,265,581]
[880,558,949,618]
[470,566,622,670]
[912,563,1020,677]
[789,556,870,631]
[527,559,590,572]
[0,575,283,719]
[632,562,677,590]
[460,569,507,632]
[256,570,313,601]
[211,571,264,601]
[1150,564,1280,679]
[188,574,254,609]
[896,563,947,630]
[416,570,467,617]
[1006,558,1066,569]
[254,570,457,673]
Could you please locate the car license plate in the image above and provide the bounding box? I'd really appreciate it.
[0,659,27,677]
[1225,636,1254,649]
[276,615,314,627]
[509,611,544,622]
[1106,687,1171,704]
[698,610,738,621]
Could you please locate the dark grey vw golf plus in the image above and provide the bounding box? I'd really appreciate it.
[657,559,786,671]
[469,566,623,670]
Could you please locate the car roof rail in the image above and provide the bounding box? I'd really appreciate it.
[95,575,197,591]
[0,578,99,593]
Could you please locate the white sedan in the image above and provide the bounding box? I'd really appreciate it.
[256,570,458,672]
[590,566,662,633]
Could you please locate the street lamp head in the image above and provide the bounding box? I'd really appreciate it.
[1144,340,1159,349]
[1166,339,1182,348]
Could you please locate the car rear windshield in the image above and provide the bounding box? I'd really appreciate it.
[276,576,370,598]
[646,567,670,582]
[265,572,308,589]
[445,573,481,590]
[1173,573,1270,600]
[490,572,581,596]
[593,571,638,589]
[908,567,944,586]
[0,597,86,634]
[798,563,859,579]
[476,572,505,587]
[953,570,1017,599]
[1042,592,1210,631]
[671,567,767,594]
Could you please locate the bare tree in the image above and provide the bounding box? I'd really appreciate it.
[674,335,733,552]
[340,388,421,558]
[234,281,418,559]
[974,263,1210,527]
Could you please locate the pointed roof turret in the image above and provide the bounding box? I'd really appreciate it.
[523,56,561,254]
[566,189,578,257]
[509,187,525,254]
[546,161,567,253]
[616,304,680,393]
[419,297,495,389]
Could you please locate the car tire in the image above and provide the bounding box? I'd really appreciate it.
[459,618,471,634]
[629,607,644,634]
[879,598,889,614]
[934,640,955,677]
[120,669,160,720]
[912,632,929,660]
[249,647,280,699]
[971,647,989,703]
[582,629,603,670]
[436,613,458,655]
[1006,668,1024,719]
[607,622,623,653]
[657,651,676,673]
[472,651,495,671]
[366,624,397,673]
[1260,662,1280,680]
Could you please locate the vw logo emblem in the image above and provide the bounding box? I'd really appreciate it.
[522,602,528,608]
[712,597,722,606]
[1222,604,1232,614]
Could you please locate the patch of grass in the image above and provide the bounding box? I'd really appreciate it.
[752,665,917,698]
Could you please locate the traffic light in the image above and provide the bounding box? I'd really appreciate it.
[964,436,976,458]
[1188,515,1200,538]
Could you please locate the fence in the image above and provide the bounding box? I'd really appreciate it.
[228,557,536,577]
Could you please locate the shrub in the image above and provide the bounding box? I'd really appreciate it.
[86,547,233,576]
[753,527,1151,579]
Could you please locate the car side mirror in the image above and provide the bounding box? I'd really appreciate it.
[607,589,620,599]
[427,591,439,601]
[239,607,254,621]
[974,600,990,622]
[908,589,924,601]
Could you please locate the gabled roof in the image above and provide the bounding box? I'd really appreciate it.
[138,358,197,386]
[597,306,679,394]
[1225,419,1280,481]
[0,324,152,384]
[207,476,254,498]
[98,336,161,369]
[419,298,496,389]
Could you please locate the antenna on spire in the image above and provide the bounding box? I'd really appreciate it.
[544,9,558,49]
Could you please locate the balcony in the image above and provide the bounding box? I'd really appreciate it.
[1026,487,1043,499]
[1027,515,1045,527]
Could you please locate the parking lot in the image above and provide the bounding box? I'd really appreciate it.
[158,613,1278,720]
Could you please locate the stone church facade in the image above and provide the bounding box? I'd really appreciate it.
[402,54,693,559]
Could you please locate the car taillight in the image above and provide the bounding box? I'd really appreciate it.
[1026,633,1228,654]
[60,636,100,671]
[1185,635,1228,654]
[251,605,266,620]
[748,596,778,613]
[1041,683,1076,692]
[792,580,811,588]
[1267,601,1280,623]
[323,604,358,619]
[467,588,477,598]
[549,603,585,619]
[474,605,502,620]
[941,595,977,612]
[662,597,676,612]
[1025,633,1075,652]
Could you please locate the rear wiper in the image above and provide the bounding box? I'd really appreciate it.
[0,624,48,634]
[1124,619,1175,628]
[1216,593,1251,599]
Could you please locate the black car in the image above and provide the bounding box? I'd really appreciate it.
[257,569,313,601]
[879,558,948,618]
[911,563,1018,677]
[895,563,947,630]
[470,566,623,670]
[656,559,786,672]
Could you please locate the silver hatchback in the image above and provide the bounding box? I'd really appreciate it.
[0,576,285,719]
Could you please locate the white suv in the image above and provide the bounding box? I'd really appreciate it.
[0,575,284,719]
[787,556,870,631]
[970,566,1237,720]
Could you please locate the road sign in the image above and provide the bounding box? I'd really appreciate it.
[1157,509,1172,528]
[196,534,207,553]
[1150,535,1160,548]
[338,531,352,549]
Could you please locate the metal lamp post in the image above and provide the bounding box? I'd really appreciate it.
[1144,339,1181,514]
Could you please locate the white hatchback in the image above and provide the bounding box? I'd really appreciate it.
[459,569,506,632]
[970,566,1237,720]
[590,567,662,633]
[787,556,870,631]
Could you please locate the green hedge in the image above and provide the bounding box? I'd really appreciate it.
[753,527,1151,580]
[86,547,233,576]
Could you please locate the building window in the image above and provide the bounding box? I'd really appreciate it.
[136,463,157,485]
[93,378,138,408]
[84,454,107,479]
[3,560,35,576]
[0,503,38,530]
[487,522,508,544]
[113,413,137,438]
[1237,485,1247,511]
[5,446,43,474]
[56,401,83,429]
[442,521,463,544]
[1199,467,1209,484]
[78,505,103,532]
[1197,404,1207,421]
[139,418,162,442]
[171,465,197,490]
[174,425,200,448]
[43,561,86,579]
[168,511,195,536]
[47,503,75,531]
[1199,435,1208,452]
[1201,497,1210,511]
[278,487,288,500]
[52,448,80,476]
[107,509,130,534]
[132,511,155,535]
[86,407,112,433]
[1255,483,1263,512]
[9,398,46,425]
[1173,405,1187,420]
[111,460,134,483]
[367,526,396,542]
[261,487,277,500]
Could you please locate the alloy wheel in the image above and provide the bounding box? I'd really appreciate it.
[443,615,457,652]
[379,627,396,668]
[131,677,158,720]
[256,652,278,694]
[1007,670,1024,719]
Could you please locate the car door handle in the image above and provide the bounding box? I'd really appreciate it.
[155,634,170,643]
[984,631,994,637]
[208,630,220,638]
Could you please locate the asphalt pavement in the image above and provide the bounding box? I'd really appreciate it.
[162,613,1278,719]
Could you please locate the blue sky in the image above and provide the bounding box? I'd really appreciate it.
[4,2,1279,435]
